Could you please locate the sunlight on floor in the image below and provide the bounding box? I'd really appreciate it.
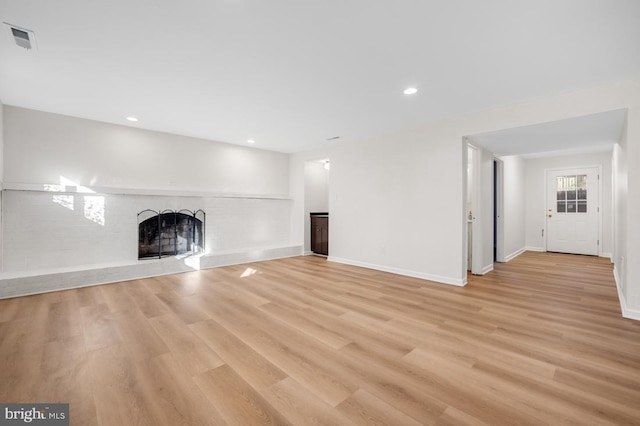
[241,267,257,278]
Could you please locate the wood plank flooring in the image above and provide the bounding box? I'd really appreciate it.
[1,251,640,425]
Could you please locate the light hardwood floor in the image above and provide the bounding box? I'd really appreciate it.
[1,251,640,425]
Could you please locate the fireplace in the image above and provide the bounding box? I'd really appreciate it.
[137,209,205,259]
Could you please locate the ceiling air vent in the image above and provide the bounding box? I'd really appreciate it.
[3,23,37,50]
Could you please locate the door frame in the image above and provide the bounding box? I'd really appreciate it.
[494,158,505,263]
[544,164,603,256]
[467,143,484,275]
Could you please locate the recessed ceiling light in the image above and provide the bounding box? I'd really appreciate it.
[247,139,255,144]
[403,87,418,95]
[126,116,138,122]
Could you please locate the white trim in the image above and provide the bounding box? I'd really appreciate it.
[0,245,303,299]
[328,256,466,286]
[480,264,494,275]
[1,181,293,200]
[494,158,505,263]
[522,247,610,258]
[613,265,640,321]
[469,144,483,275]
[524,246,546,252]
[504,247,526,262]
[597,164,603,257]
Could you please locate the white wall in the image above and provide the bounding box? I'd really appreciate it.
[3,106,289,195]
[624,105,640,318]
[500,155,526,260]
[523,150,613,255]
[613,124,628,299]
[304,162,329,213]
[328,126,465,285]
[0,101,3,184]
[0,100,3,272]
[304,161,329,253]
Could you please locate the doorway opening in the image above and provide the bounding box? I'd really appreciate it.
[465,142,503,276]
[304,159,330,255]
[494,158,504,263]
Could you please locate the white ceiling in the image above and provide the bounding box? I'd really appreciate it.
[1,1,639,153]
[467,109,627,158]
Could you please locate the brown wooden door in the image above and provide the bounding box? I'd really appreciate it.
[311,216,328,255]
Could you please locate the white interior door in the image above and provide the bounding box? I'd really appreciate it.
[546,167,599,255]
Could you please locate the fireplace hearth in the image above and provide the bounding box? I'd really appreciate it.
[138,209,205,259]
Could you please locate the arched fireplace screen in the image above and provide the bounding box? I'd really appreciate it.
[138,209,205,259]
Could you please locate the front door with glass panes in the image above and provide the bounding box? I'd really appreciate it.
[546,167,599,255]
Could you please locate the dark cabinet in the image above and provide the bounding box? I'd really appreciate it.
[310,213,329,256]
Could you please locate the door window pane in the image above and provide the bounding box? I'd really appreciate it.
[577,174,587,200]
[577,174,587,189]
[556,174,587,213]
[577,200,587,213]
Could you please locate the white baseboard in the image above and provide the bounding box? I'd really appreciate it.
[0,245,303,299]
[623,304,640,321]
[480,264,494,275]
[328,256,466,287]
[521,247,612,260]
[613,265,640,321]
[524,246,545,252]
[470,264,493,276]
[504,247,526,262]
